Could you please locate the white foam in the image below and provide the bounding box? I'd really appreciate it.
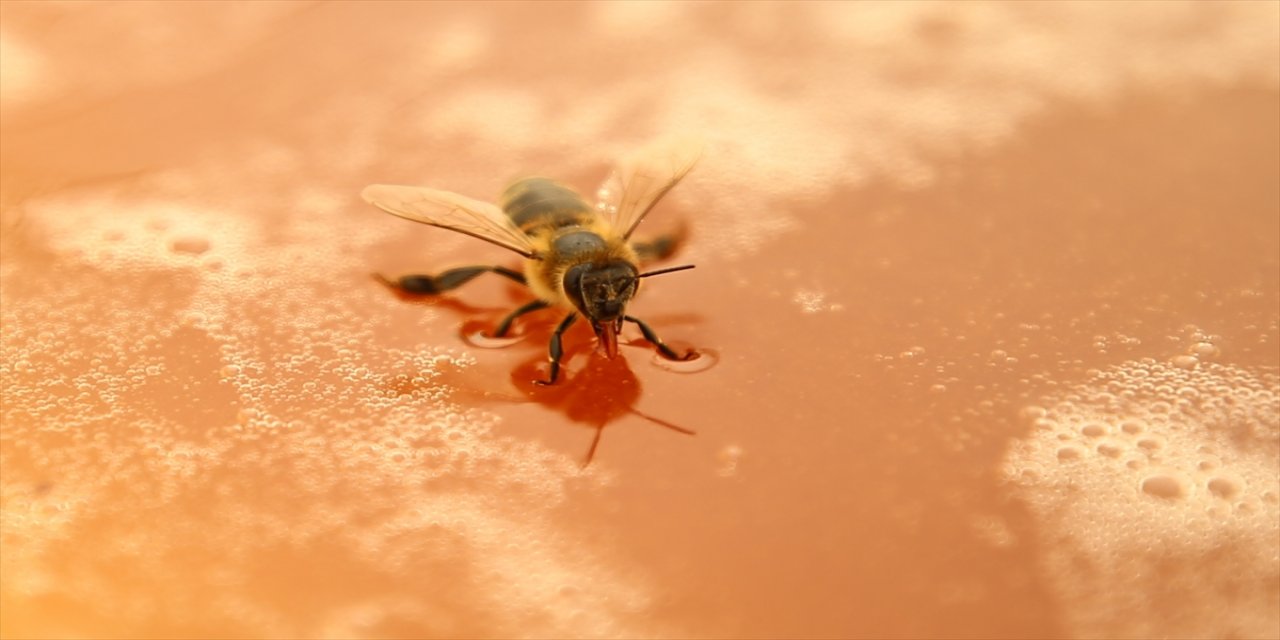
[1003,359,1280,638]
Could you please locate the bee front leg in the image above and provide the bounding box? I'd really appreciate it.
[535,313,578,386]
[624,315,694,361]
[377,265,526,295]
[492,300,549,337]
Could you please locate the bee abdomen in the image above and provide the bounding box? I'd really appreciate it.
[501,177,594,232]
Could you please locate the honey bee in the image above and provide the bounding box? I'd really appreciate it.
[363,138,701,385]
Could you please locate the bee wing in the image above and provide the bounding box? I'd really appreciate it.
[597,136,701,240]
[362,184,540,259]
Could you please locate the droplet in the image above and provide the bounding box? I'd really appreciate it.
[170,236,211,255]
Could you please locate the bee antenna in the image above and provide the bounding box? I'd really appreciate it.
[635,264,696,279]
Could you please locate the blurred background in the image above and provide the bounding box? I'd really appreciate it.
[2,2,1277,638]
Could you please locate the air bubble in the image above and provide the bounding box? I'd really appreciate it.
[1140,474,1186,500]
[650,348,718,374]
[716,445,743,477]
[1080,423,1107,437]
[1096,441,1124,458]
[1189,342,1220,358]
[1206,476,1241,499]
[1056,446,1084,462]
[180,312,208,327]
[1170,355,1198,369]
[1032,418,1055,431]
[1136,437,1162,452]
[170,237,211,255]
[1119,420,1145,435]
[1020,405,1047,420]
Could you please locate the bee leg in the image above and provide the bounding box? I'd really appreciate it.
[535,313,578,386]
[632,223,688,262]
[624,315,694,361]
[492,300,549,337]
[380,266,525,295]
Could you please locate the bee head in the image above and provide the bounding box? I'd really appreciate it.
[564,260,638,358]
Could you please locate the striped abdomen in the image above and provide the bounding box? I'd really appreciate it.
[500,177,596,236]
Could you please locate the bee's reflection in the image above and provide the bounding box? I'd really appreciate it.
[426,318,693,466]
[510,345,695,466]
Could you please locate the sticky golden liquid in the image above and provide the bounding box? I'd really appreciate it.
[2,3,1277,638]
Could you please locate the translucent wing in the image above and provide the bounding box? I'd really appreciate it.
[596,136,701,240]
[362,184,540,259]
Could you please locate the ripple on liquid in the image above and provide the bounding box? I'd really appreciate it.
[650,347,718,374]
[460,325,527,349]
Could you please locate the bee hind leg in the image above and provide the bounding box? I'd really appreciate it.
[378,265,525,295]
[624,315,694,361]
[535,313,579,386]
[632,223,688,263]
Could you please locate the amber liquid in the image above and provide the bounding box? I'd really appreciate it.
[2,3,1277,638]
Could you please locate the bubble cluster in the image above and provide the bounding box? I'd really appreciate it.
[416,3,1280,258]
[792,288,845,314]
[1003,359,1280,639]
[0,182,664,637]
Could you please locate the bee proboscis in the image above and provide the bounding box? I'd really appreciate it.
[363,138,701,385]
